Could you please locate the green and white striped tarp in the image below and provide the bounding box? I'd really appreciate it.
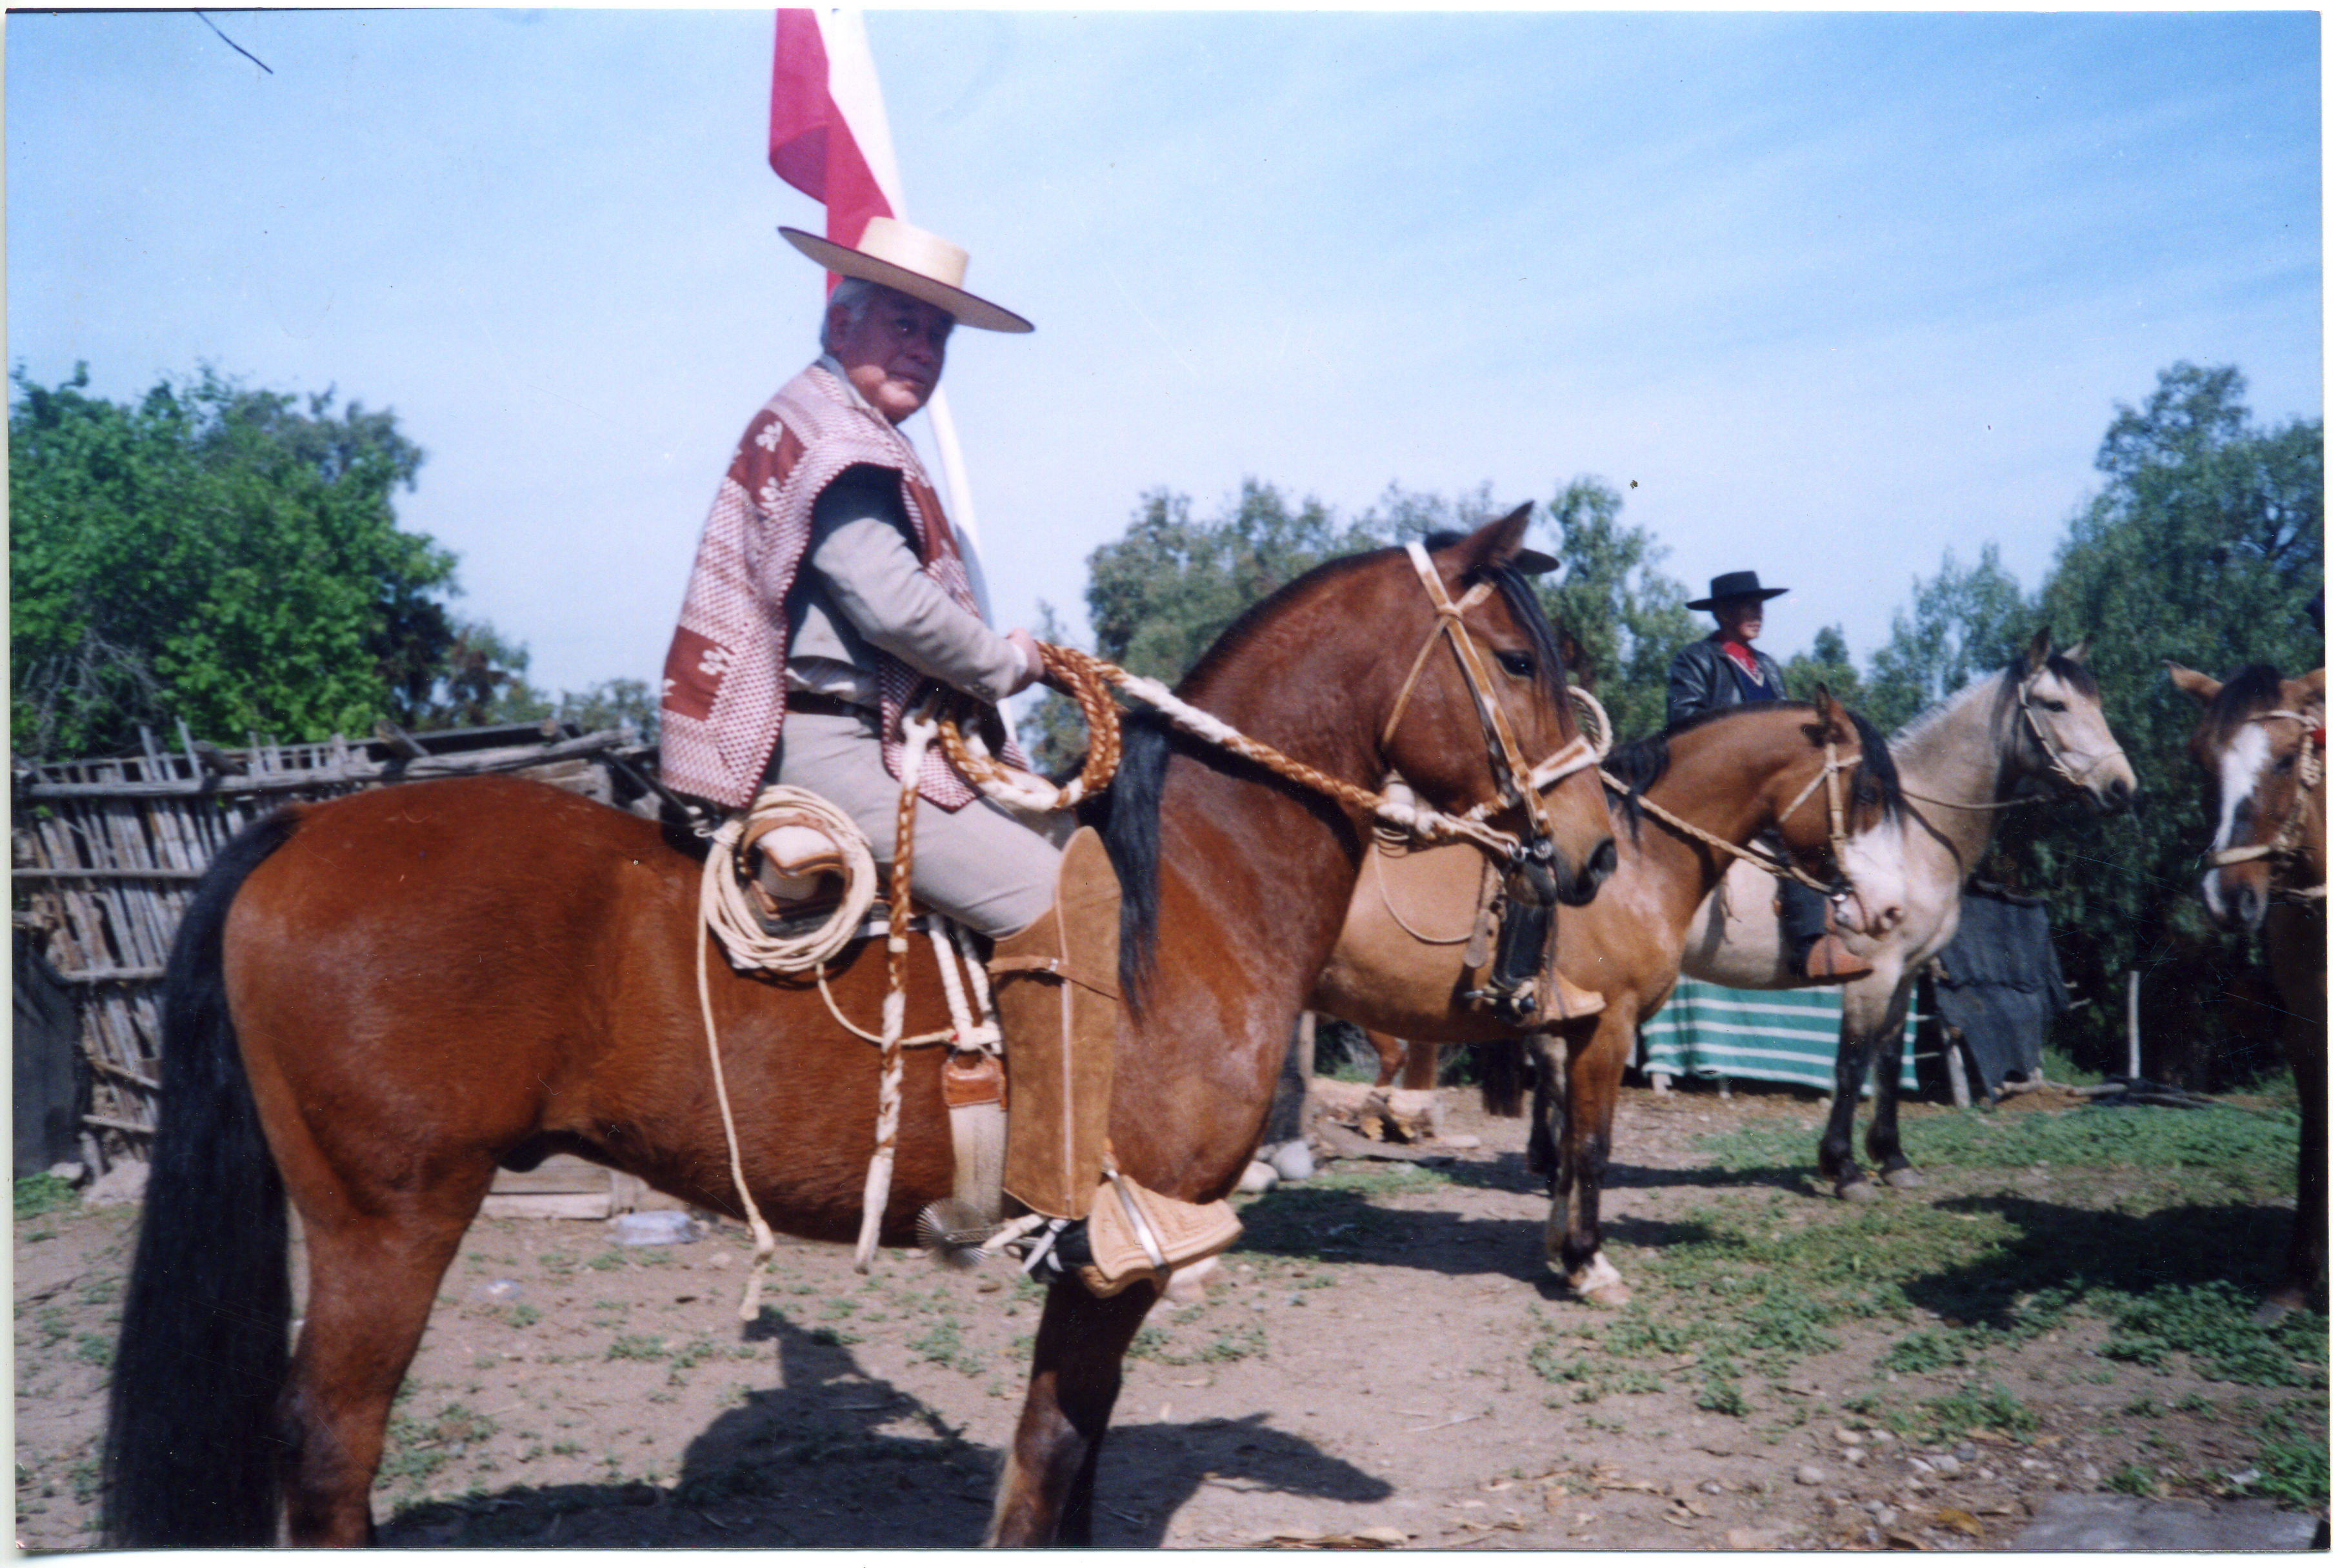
[1640,978,1919,1092]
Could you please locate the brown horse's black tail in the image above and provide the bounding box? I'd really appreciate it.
[1472,1040,1529,1118]
[102,808,301,1547]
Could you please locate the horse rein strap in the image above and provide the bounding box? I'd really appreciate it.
[1600,732,1853,897]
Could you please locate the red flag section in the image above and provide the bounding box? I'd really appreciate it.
[768,9,891,257]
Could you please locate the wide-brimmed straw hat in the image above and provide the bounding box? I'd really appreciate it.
[779,215,1033,333]
[1686,570,1789,611]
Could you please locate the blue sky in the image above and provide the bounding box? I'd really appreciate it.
[8,9,2321,702]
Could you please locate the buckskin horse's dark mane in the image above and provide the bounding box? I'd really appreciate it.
[1603,700,1905,847]
[1098,539,1561,1011]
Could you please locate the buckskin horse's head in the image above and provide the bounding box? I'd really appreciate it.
[2169,661,2326,931]
[2003,630,2137,812]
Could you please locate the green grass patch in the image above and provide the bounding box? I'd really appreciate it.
[1701,1102,2297,1184]
[2099,1283,2327,1387]
[2252,1402,2329,1507]
[14,1173,75,1220]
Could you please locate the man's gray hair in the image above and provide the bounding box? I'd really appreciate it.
[819,277,882,353]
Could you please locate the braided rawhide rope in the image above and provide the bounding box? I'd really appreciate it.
[935,642,1586,862]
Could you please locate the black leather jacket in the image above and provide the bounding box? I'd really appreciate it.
[1665,634,1786,729]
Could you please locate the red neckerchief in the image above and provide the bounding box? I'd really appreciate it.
[1719,639,1764,680]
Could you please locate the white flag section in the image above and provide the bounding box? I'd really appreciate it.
[805,8,990,572]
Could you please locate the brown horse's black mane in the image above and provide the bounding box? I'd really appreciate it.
[1603,700,1905,846]
[2203,663,2287,733]
[1099,537,1562,1011]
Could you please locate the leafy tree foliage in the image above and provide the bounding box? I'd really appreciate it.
[1538,477,1699,739]
[2014,362,2323,1083]
[1780,624,1870,715]
[1020,480,1425,775]
[1861,544,2035,735]
[9,366,479,756]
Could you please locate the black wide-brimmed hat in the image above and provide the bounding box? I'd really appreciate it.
[1686,570,1790,611]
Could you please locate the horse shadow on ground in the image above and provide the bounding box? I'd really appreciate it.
[1892,1191,2326,1329]
[1233,1180,1726,1298]
[381,1309,1388,1550]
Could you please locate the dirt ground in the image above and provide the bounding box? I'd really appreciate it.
[15,1078,2326,1551]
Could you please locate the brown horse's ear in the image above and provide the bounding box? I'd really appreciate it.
[2025,628,2052,674]
[1808,684,1855,744]
[2061,637,2090,664]
[2166,662,2222,708]
[2300,668,2325,707]
[1445,503,1536,575]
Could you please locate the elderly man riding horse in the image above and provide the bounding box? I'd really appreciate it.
[659,216,1218,1288]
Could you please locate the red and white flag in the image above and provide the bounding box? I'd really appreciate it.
[768,10,905,257]
[766,8,988,559]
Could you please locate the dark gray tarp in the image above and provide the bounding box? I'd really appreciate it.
[14,930,88,1176]
[1933,884,2071,1089]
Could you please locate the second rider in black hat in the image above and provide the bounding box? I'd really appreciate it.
[1666,570,1871,984]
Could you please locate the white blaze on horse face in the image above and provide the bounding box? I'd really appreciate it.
[2202,722,2274,917]
[1832,820,1909,940]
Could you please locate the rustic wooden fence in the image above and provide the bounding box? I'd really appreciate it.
[12,720,658,1192]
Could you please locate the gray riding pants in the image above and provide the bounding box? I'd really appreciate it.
[766,708,1062,938]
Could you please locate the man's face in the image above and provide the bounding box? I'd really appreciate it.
[1715,595,1765,644]
[828,286,954,425]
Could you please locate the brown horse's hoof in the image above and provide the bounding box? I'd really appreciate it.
[1881,1166,1925,1189]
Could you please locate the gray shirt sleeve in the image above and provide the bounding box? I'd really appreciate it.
[804,465,1026,704]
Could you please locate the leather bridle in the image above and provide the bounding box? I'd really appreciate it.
[1379,541,1600,879]
[2203,706,2326,903]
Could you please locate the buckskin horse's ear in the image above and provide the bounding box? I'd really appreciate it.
[2165,662,2222,708]
[2025,628,2052,674]
[1450,503,1535,574]
[2061,636,2090,664]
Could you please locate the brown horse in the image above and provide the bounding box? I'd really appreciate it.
[100,513,1615,1548]
[2169,662,2326,1320]
[1312,695,1906,1302]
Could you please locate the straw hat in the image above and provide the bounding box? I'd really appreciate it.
[779,215,1033,334]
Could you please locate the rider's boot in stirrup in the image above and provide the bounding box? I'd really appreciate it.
[986,828,1239,1296]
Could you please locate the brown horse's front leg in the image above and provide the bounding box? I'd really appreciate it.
[2265,910,2327,1320]
[1542,1014,1629,1305]
[988,1276,1159,1546]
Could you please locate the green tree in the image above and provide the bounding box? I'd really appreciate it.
[1780,624,1870,714]
[1861,544,2037,735]
[1085,479,1385,680]
[1020,479,1510,777]
[10,365,466,756]
[1537,477,1699,739]
[2021,362,2323,1083]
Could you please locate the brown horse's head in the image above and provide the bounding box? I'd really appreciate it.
[1383,508,1616,908]
[2170,662,2326,931]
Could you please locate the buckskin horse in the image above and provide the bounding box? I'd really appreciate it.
[99,513,1615,1548]
[2169,662,2325,1320]
[1312,694,1910,1302]
[1681,631,2135,1198]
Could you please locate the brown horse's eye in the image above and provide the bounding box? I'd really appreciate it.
[2274,753,2297,775]
[1494,651,1535,679]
